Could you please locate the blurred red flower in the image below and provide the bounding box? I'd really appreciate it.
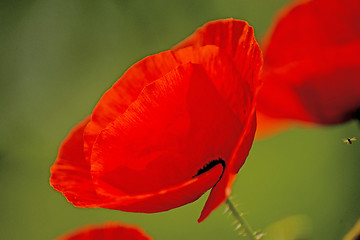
[256,0,360,136]
[50,19,262,222]
[55,222,152,240]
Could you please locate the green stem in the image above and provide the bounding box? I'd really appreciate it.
[225,198,260,240]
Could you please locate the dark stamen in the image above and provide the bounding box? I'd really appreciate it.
[353,108,360,121]
[193,158,226,187]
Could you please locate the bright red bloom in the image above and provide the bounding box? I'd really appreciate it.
[50,19,262,222]
[55,222,152,240]
[256,0,360,136]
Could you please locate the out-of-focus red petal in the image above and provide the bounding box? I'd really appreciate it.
[258,42,360,124]
[257,0,360,132]
[173,19,262,91]
[55,222,152,240]
[90,63,242,213]
[263,0,360,68]
[50,117,101,207]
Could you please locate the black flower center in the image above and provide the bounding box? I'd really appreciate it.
[193,158,226,187]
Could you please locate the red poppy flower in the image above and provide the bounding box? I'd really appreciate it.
[256,0,360,136]
[50,19,262,222]
[55,222,152,240]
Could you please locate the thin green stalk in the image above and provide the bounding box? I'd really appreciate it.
[225,198,263,240]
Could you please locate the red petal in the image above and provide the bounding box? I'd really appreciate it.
[173,19,262,91]
[85,26,261,160]
[198,113,257,222]
[90,63,242,213]
[172,19,261,220]
[257,0,360,130]
[83,52,183,162]
[50,117,101,207]
[99,164,225,214]
[55,222,152,240]
[173,46,254,127]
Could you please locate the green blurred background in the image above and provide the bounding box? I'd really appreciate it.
[1,0,359,239]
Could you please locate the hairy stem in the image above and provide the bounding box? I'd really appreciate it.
[225,198,261,240]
